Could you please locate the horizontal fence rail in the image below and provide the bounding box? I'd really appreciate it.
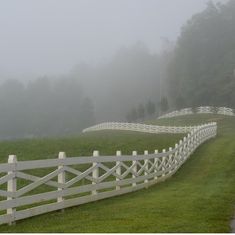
[82,122,195,134]
[158,106,234,119]
[0,121,217,226]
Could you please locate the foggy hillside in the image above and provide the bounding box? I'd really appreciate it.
[70,42,167,121]
[167,0,235,108]
[0,0,232,139]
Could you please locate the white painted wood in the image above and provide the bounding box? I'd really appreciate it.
[116,151,121,190]
[169,147,173,173]
[16,171,64,189]
[16,168,64,197]
[0,175,144,210]
[178,140,183,166]
[154,150,158,180]
[132,151,137,187]
[144,150,149,185]
[0,214,14,225]
[7,173,177,226]
[83,122,194,134]
[183,137,187,161]
[92,150,99,195]
[158,106,234,119]
[0,163,14,173]
[162,149,166,178]
[0,189,14,198]
[174,144,179,166]
[0,173,14,185]
[16,153,170,170]
[64,165,95,188]
[7,155,17,225]
[17,158,62,171]
[58,152,66,206]
[13,180,152,222]
[97,163,119,182]
[0,162,177,211]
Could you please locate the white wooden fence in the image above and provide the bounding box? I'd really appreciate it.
[158,106,234,119]
[216,107,234,116]
[83,122,195,134]
[0,122,217,225]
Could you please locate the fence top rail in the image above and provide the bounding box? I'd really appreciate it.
[0,163,15,173]
[1,152,168,172]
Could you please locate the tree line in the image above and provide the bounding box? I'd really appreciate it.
[125,97,169,122]
[2,0,235,139]
[0,42,170,140]
[0,77,95,139]
[167,0,235,109]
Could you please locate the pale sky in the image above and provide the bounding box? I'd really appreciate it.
[0,0,227,80]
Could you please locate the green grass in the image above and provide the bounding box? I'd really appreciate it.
[0,131,183,163]
[1,114,235,232]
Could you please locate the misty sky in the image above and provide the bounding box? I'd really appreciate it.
[0,0,227,80]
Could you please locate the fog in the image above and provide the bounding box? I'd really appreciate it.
[0,0,232,139]
[1,0,218,79]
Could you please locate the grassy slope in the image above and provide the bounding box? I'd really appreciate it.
[0,131,183,163]
[1,114,235,232]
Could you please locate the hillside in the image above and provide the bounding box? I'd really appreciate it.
[0,114,235,232]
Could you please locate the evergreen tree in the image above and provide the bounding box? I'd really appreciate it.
[160,97,169,113]
[137,104,145,121]
[146,100,156,117]
[126,108,138,122]
[167,0,235,108]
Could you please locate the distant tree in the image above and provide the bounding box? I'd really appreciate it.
[137,104,145,121]
[0,76,96,140]
[175,95,186,109]
[160,97,169,113]
[80,97,95,129]
[146,100,156,117]
[0,79,26,138]
[126,107,138,122]
[125,113,132,123]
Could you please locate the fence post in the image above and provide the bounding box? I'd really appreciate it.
[154,150,158,180]
[116,151,121,190]
[7,155,17,225]
[179,140,183,165]
[195,129,199,148]
[169,147,173,173]
[187,133,192,156]
[92,150,99,195]
[132,151,137,187]
[174,144,179,169]
[144,150,149,186]
[184,136,188,159]
[58,152,66,211]
[198,127,202,145]
[162,149,166,178]
[183,137,187,160]
[191,130,195,152]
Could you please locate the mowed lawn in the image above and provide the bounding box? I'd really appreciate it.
[1,114,235,232]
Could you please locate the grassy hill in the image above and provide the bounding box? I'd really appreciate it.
[1,114,235,232]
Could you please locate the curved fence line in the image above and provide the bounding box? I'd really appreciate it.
[82,122,196,134]
[158,106,234,119]
[0,121,217,226]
